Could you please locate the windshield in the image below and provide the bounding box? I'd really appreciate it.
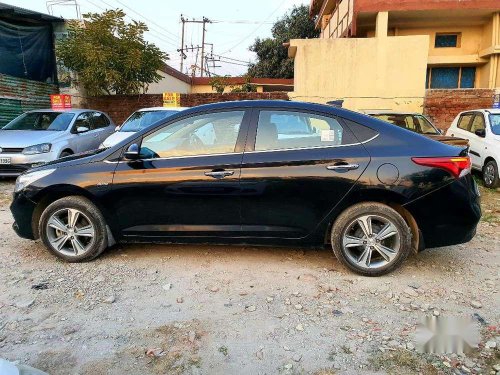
[2,112,74,131]
[489,114,500,135]
[120,110,179,132]
[372,114,439,135]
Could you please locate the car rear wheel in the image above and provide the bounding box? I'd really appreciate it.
[483,160,499,189]
[330,202,412,276]
[39,196,108,262]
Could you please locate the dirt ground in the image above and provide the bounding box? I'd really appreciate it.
[0,177,498,375]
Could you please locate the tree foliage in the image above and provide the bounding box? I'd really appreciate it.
[56,10,167,96]
[248,5,319,79]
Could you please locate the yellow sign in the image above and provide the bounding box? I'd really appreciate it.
[162,92,181,107]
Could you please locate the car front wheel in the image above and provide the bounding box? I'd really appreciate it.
[39,196,108,262]
[483,160,499,189]
[330,202,412,276]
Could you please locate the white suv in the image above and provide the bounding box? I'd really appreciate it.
[447,109,500,188]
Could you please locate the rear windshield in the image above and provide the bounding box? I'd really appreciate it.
[120,110,179,132]
[371,114,439,135]
[489,114,500,135]
[2,112,74,131]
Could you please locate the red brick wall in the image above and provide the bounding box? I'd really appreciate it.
[83,92,289,125]
[423,89,495,131]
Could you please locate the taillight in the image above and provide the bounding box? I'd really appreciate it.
[411,156,471,179]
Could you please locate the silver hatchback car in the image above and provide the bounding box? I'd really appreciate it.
[0,109,115,176]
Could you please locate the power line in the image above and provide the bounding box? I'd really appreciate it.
[221,0,288,54]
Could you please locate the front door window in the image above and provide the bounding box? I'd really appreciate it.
[140,111,244,159]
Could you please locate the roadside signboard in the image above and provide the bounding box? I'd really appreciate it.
[50,94,72,110]
[163,92,181,107]
[493,93,500,109]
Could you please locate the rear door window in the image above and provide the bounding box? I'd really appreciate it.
[457,113,474,131]
[91,112,110,129]
[254,110,358,151]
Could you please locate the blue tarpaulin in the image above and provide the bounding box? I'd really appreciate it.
[0,18,56,83]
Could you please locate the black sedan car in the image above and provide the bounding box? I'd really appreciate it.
[10,101,481,276]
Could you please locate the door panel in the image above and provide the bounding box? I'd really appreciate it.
[72,112,95,153]
[111,154,243,237]
[468,114,486,168]
[239,110,371,239]
[110,109,251,238]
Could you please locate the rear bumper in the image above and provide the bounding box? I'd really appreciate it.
[10,192,37,240]
[404,175,481,249]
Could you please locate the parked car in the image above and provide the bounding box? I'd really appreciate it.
[10,101,481,276]
[0,109,114,176]
[100,107,189,148]
[366,111,469,146]
[446,109,500,188]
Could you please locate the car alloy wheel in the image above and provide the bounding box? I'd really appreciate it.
[46,208,95,256]
[484,163,495,186]
[342,214,401,270]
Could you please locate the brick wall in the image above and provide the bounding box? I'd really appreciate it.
[423,89,495,131]
[83,92,289,125]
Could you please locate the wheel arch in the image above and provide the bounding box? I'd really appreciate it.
[324,188,421,253]
[31,185,114,240]
[59,148,74,157]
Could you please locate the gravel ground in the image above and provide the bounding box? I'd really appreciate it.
[0,177,498,375]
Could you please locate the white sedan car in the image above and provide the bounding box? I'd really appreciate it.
[446,108,500,188]
[100,107,189,148]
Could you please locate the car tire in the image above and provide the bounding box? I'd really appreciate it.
[60,150,73,158]
[330,202,412,277]
[483,160,499,189]
[39,196,108,262]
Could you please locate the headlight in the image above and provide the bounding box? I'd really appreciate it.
[23,143,52,155]
[14,169,55,193]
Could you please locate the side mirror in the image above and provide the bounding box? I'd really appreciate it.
[475,129,486,137]
[76,126,90,133]
[115,126,120,131]
[124,143,140,159]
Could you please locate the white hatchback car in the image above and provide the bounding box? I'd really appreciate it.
[446,109,500,188]
[100,107,189,148]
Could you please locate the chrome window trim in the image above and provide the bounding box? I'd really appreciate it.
[112,134,379,163]
[246,133,379,154]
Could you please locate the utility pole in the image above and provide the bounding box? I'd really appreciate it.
[178,15,187,73]
[178,16,211,76]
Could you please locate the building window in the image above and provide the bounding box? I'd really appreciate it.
[435,33,460,48]
[426,67,476,89]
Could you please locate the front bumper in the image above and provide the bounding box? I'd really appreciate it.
[404,175,481,249]
[10,192,37,239]
[0,152,57,176]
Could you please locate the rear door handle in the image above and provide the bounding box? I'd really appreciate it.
[326,163,359,171]
[204,170,235,179]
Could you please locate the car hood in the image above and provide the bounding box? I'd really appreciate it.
[0,130,65,147]
[102,131,135,148]
[426,134,469,146]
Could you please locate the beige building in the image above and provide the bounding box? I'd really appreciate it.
[289,0,500,112]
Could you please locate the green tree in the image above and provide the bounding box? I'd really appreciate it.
[56,10,167,96]
[209,75,230,94]
[248,5,319,79]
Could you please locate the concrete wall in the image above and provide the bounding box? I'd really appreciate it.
[289,36,429,112]
[423,88,495,130]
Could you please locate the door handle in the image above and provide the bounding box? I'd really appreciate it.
[326,163,359,172]
[204,170,235,179]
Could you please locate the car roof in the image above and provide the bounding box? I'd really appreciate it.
[459,108,500,115]
[25,109,106,114]
[136,107,190,112]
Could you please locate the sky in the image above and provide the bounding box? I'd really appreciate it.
[3,0,308,76]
